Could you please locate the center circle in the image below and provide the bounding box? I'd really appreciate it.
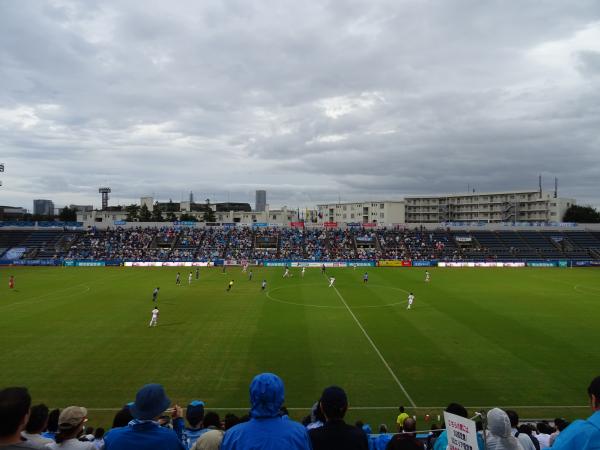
[265,283,411,309]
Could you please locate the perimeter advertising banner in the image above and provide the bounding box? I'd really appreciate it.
[124,261,214,267]
[378,260,411,267]
[438,262,526,268]
[263,261,376,267]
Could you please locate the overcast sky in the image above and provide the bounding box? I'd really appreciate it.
[1,0,599,211]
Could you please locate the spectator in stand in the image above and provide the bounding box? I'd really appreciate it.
[505,410,537,450]
[91,428,104,450]
[181,400,207,449]
[190,412,223,450]
[552,375,600,450]
[308,385,368,450]
[534,422,552,449]
[47,406,95,450]
[221,373,311,450]
[373,424,392,450]
[385,417,424,450]
[0,387,40,450]
[485,408,524,450]
[42,409,60,441]
[433,403,485,450]
[549,419,569,447]
[111,406,133,429]
[103,384,184,450]
[22,404,54,447]
[306,402,326,430]
[517,424,540,450]
[396,406,409,431]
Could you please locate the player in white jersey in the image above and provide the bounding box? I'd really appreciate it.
[328,277,335,288]
[283,268,290,278]
[407,292,415,310]
[301,266,306,278]
[188,272,193,285]
[149,307,159,327]
[425,271,430,282]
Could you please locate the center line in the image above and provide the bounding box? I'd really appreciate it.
[331,284,417,407]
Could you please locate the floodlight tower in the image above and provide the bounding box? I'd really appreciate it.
[0,162,4,186]
[99,187,111,210]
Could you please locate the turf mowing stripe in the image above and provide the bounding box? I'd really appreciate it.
[331,284,417,408]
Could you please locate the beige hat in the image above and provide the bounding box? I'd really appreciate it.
[58,406,88,429]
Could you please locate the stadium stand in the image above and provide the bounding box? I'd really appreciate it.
[1,227,600,262]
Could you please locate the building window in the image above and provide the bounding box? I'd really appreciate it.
[380,212,384,218]
[272,215,276,220]
[351,213,355,219]
[380,203,384,208]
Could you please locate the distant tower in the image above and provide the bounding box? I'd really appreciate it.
[99,187,111,210]
[255,190,266,212]
[189,191,194,204]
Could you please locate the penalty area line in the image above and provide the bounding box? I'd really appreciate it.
[331,284,417,408]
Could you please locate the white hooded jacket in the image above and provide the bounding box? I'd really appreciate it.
[485,408,525,450]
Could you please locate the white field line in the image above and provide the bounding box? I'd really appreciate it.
[83,405,589,411]
[331,283,417,408]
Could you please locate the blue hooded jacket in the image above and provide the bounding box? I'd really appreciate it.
[220,373,312,450]
[552,410,600,450]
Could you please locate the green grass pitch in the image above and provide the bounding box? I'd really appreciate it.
[1,266,599,428]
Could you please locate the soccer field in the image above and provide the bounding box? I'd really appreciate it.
[1,266,598,427]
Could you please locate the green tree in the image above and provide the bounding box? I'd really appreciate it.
[125,204,140,222]
[563,205,600,223]
[202,198,216,222]
[139,204,152,221]
[166,212,177,222]
[151,203,163,222]
[58,206,77,222]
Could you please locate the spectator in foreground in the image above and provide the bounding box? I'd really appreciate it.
[22,404,54,447]
[220,373,311,450]
[552,375,600,450]
[110,406,133,430]
[385,417,424,450]
[433,403,485,450]
[308,385,368,450]
[0,387,40,450]
[42,409,60,441]
[47,406,95,450]
[103,384,184,450]
[485,408,524,450]
[505,410,537,450]
[191,412,223,450]
[181,400,207,449]
[373,424,392,450]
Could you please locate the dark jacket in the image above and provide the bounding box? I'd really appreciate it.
[309,419,369,450]
[385,433,424,450]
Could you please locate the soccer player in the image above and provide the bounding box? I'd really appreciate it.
[152,287,160,302]
[425,270,430,282]
[261,279,267,291]
[188,272,193,285]
[176,272,181,286]
[248,270,253,281]
[328,277,335,288]
[8,275,15,289]
[301,266,306,278]
[407,292,415,310]
[283,268,290,278]
[321,264,326,274]
[195,267,200,280]
[227,280,234,291]
[149,306,159,327]
[363,272,368,283]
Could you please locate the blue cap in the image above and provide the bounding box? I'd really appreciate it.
[129,384,171,420]
[186,400,205,425]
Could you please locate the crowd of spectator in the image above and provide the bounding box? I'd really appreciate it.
[2,374,598,450]
[21,226,585,263]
